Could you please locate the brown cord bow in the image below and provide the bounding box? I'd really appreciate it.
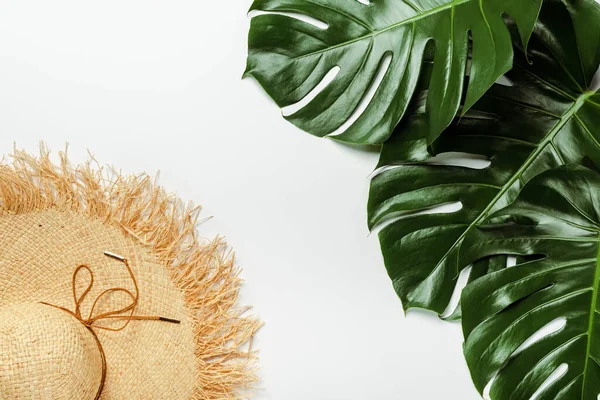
[41,251,180,400]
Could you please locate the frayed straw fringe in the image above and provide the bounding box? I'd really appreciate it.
[0,144,262,400]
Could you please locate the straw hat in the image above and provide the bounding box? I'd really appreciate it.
[0,145,261,399]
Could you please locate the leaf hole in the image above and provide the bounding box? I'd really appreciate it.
[496,75,515,87]
[371,201,463,234]
[355,0,370,4]
[511,317,566,360]
[507,254,547,268]
[328,52,393,137]
[462,33,474,98]
[371,152,491,178]
[370,165,399,178]
[483,374,496,400]
[530,363,568,400]
[440,264,473,319]
[424,152,491,169]
[248,10,329,30]
[281,66,341,117]
[591,65,600,92]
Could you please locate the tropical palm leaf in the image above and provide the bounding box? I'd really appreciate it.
[244,0,542,144]
[367,0,600,315]
[460,165,600,400]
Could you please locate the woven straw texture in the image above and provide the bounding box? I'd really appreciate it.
[0,303,103,399]
[0,146,261,399]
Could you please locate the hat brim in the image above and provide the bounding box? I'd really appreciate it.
[0,146,261,399]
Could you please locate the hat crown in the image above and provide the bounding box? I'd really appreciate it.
[0,303,102,400]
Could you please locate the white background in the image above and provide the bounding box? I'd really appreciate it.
[3,2,595,399]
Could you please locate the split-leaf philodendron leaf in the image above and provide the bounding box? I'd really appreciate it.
[244,0,542,144]
[460,165,600,400]
[368,0,600,315]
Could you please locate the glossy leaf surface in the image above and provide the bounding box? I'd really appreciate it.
[460,166,600,399]
[245,0,542,144]
[368,0,600,315]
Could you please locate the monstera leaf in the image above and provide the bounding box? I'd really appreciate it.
[460,165,600,400]
[244,0,542,144]
[368,0,600,315]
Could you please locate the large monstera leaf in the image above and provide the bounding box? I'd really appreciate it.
[368,0,600,315]
[244,0,542,144]
[460,166,600,400]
